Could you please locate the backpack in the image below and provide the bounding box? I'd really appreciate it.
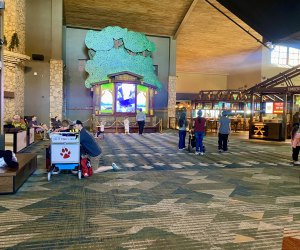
[80,157,93,177]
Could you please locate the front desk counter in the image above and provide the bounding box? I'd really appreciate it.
[27,127,34,146]
[249,122,285,141]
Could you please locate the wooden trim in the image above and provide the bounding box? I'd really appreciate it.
[108,71,143,79]
[174,0,199,39]
[4,91,14,99]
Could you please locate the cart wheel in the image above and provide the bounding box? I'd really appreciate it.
[78,170,81,179]
[47,172,51,181]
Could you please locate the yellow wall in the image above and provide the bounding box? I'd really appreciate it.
[227,69,261,90]
[176,72,227,93]
[227,48,262,89]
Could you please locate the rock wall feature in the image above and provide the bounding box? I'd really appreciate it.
[4,0,26,54]
[3,50,30,121]
[50,59,63,120]
[167,76,176,127]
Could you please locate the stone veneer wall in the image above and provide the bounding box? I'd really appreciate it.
[167,76,176,128]
[50,60,63,120]
[3,64,25,122]
[3,0,26,122]
[4,0,26,54]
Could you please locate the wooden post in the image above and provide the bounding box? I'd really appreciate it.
[282,93,287,140]
[115,120,118,134]
[159,118,163,133]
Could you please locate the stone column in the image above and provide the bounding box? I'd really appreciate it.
[167,76,176,128]
[3,51,29,122]
[4,0,26,54]
[50,59,63,120]
[3,0,26,122]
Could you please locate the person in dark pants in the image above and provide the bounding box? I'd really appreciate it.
[293,112,300,125]
[136,108,146,135]
[178,112,188,150]
[291,123,300,165]
[218,111,231,152]
[193,110,206,155]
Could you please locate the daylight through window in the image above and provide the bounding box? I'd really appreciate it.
[271,45,300,66]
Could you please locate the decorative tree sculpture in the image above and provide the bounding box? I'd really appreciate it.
[85,26,162,90]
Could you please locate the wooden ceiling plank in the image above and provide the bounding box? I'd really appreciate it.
[174,0,199,40]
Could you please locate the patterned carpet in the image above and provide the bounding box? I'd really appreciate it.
[0,131,299,249]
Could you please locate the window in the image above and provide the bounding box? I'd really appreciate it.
[289,47,300,66]
[271,45,300,66]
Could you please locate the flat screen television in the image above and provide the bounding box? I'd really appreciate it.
[100,83,114,114]
[116,83,136,113]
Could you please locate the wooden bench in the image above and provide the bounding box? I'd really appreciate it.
[0,153,37,194]
[282,236,300,250]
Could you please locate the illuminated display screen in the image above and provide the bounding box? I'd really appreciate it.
[263,102,283,114]
[203,103,212,109]
[137,85,148,113]
[100,83,114,114]
[265,102,273,114]
[273,102,283,114]
[295,95,300,105]
[116,83,136,113]
[224,103,231,109]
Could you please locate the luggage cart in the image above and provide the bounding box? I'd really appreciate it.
[48,132,81,181]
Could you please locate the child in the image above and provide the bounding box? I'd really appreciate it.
[124,117,130,134]
[96,121,105,138]
[291,123,300,165]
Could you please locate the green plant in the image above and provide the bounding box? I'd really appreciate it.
[9,32,19,51]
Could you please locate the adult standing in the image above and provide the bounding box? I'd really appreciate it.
[136,108,146,135]
[178,112,188,150]
[291,123,300,165]
[293,112,300,125]
[72,120,120,172]
[193,110,206,155]
[218,111,231,152]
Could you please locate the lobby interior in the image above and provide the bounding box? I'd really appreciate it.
[1,0,300,249]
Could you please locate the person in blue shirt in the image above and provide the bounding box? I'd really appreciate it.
[218,111,231,152]
[72,120,120,172]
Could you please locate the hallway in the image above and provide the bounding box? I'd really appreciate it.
[0,131,298,249]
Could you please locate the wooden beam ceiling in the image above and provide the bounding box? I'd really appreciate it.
[63,0,262,75]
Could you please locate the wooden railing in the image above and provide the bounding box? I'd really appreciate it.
[168,117,249,132]
[94,119,162,134]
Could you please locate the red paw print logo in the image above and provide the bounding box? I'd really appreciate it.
[60,148,71,159]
